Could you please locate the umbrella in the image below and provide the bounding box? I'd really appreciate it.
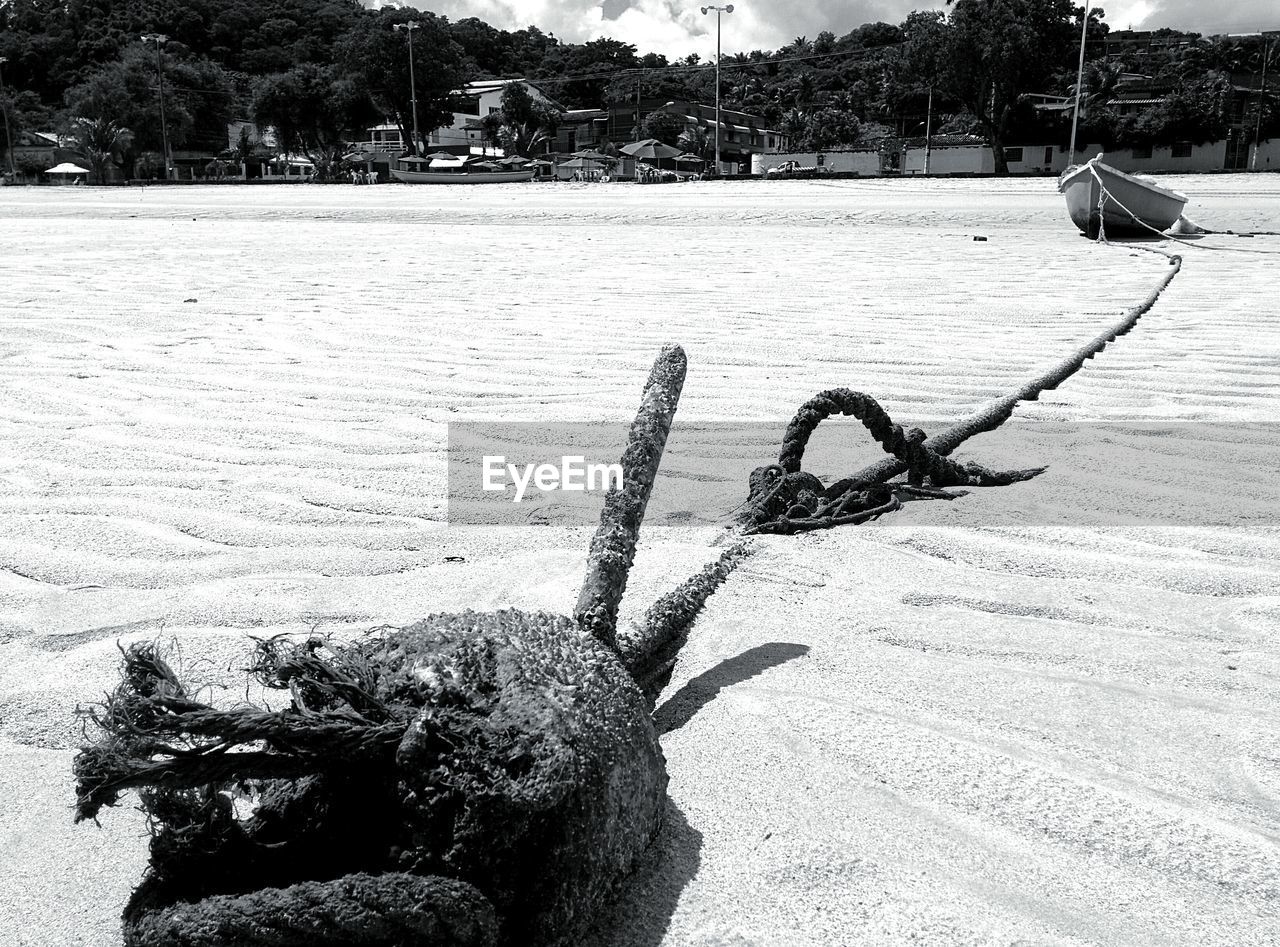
[496,155,530,166]
[471,161,502,171]
[560,158,598,169]
[426,151,457,160]
[45,162,91,175]
[571,149,612,162]
[399,155,430,164]
[675,153,706,164]
[620,139,681,161]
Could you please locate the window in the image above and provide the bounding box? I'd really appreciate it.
[457,95,481,116]
[1044,146,1054,164]
[1171,141,1192,158]
[1004,147,1024,162]
[489,107,500,115]
[1131,145,1152,159]
[768,135,775,148]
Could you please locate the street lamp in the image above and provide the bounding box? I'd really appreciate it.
[0,57,16,179]
[140,34,173,180]
[700,4,733,175]
[393,21,421,155]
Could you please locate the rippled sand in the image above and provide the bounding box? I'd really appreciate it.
[1,177,1278,946]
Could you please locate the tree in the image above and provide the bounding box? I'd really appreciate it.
[887,11,953,134]
[15,152,52,179]
[677,125,713,162]
[479,82,560,157]
[69,117,132,182]
[252,64,378,179]
[936,0,1077,173]
[336,9,469,154]
[802,107,861,149]
[642,110,685,146]
[62,42,237,176]
[537,38,639,109]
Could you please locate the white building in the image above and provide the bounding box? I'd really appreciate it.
[353,80,561,156]
[430,79,561,152]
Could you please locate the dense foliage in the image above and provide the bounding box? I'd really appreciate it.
[0,0,1273,176]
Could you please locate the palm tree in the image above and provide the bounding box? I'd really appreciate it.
[479,83,560,157]
[677,125,713,163]
[789,36,813,57]
[1069,59,1126,119]
[70,118,132,184]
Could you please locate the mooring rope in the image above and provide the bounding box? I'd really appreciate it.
[1087,163,1280,255]
[740,242,1183,534]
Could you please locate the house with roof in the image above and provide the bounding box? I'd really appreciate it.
[433,78,564,153]
[5,130,88,181]
[602,98,788,175]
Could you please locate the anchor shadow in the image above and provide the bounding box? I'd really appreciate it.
[586,642,810,947]
[654,641,811,735]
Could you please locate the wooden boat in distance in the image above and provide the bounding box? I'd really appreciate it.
[390,154,536,184]
[1057,154,1189,238]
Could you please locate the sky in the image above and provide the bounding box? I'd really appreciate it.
[384,1,1280,59]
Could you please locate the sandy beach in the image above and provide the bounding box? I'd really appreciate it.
[2,176,1279,946]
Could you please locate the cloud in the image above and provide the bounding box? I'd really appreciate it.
[1123,0,1278,34]
[386,1,1279,57]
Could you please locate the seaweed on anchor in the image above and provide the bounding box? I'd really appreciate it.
[73,344,749,947]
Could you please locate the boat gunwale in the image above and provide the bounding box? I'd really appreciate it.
[1057,156,1189,204]
[390,167,537,185]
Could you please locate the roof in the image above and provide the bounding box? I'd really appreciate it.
[652,101,780,135]
[460,78,565,111]
[464,79,520,93]
[16,130,60,147]
[899,133,987,148]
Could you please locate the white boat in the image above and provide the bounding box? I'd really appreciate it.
[1057,154,1189,238]
[390,155,535,184]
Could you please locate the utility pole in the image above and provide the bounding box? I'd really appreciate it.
[924,84,934,175]
[394,21,421,155]
[0,57,16,180]
[141,34,173,180]
[700,4,733,175]
[1068,3,1091,166]
[1252,34,1273,171]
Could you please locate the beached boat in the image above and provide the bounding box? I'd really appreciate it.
[390,154,535,184]
[1057,154,1188,238]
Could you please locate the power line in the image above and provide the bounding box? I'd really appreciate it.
[525,43,905,87]
[100,43,907,100]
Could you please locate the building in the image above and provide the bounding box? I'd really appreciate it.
[612,100,788,175]
[348,79,565,159]
[434,78,563,153]
[553,109,611,154]
[758,131,1280,177]
[4,130,88,181]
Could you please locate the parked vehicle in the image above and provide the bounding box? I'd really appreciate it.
[765,161,831,178]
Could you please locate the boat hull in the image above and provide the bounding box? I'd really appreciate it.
[391,168,536,184]
[1057,158,1188,238]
